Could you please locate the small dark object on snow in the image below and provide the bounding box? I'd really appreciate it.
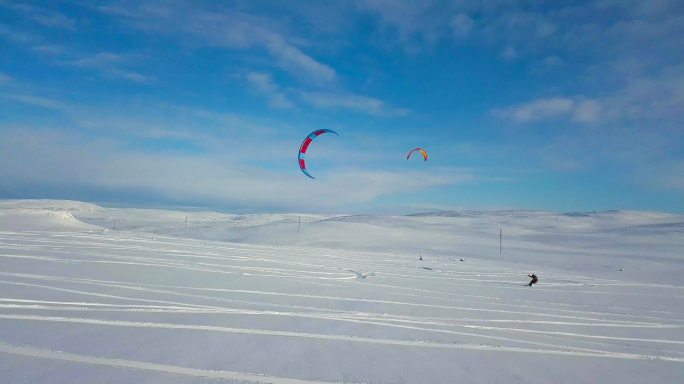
[459,258,465,262]
[419,255,423,261]
[527,274,538,286]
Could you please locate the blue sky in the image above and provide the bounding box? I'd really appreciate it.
[1,1,683,213]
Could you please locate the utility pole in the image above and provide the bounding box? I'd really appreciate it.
[297,216,301,236]
[499,228,502,254]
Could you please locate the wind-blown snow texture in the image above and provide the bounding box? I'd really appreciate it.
[1,200,683,383]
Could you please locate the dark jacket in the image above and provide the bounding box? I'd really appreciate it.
[528,274,538,286]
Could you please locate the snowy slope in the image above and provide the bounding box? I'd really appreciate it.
[0,200,683,383]
[0,200,103,232]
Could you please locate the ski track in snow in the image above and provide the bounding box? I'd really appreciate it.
[0,342,336,384]
[1,220,684,383]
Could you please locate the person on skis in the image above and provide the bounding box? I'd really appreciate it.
[527,273,538,287]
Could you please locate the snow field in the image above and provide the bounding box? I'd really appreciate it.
[0,201,683,383]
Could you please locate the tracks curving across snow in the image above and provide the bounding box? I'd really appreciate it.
[1,218,684,383]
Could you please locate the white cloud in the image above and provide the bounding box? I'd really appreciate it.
[0,128,469,211]
[320,168,470,203]
[4,94,68,110]
[663,162,684,192]
[357,0,682,105]
[357,0,429,40]
[500,46,518,60]
[356,0,458,51]
[71,53,128,68]
[451,13,475,38]
[66,53,154,83]
[633,160,684,195]
[264,37,337,85]
[244,72,406,115]
[0,16,71,58]
[107,69,155,84]
[573,100,602,123]
[498,61,684,126]
[246,72,294,109]
[27,11,76,30]
[99,3,337,85]
[0,23,39,45]
[608,63,684,121]
[299,91,409,116]
[541,55,563,67]
[95,4,136,18]
[31,44,67,55]
[496,97,573,123]
[57,101,287,155]
[4,3,76,30]
[495,97,604,124]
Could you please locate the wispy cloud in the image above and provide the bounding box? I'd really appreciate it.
[357,1,684,98]
[609,63,684,121]
[631,160,684,198]
[451,13,475,38]
[659,162,684,192]
[52,100,285,154]
[497,61,684,126]
[2,1,681,213]
[357,0,452,50]
[246,72,294,109]
[106,69,154,84]
[3,3,76,30]
[299,91,409,116]
[98,3,336,85]
[2,89,285,158]
[572,100,602,123]
[243,73,406,115]
[499,46,518,61]
[71,52,128,68]
[0,128,470,211]
[494,97,602,124]
[0,19,70,58]
[264,37,336,85]
[4,94,68,110]
[0,23,40,45]
[31,44,68,55]
[66,52,154,83]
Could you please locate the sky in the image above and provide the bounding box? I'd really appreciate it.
[0,0,683,214]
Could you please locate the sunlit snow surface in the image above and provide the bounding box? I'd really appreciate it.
[1,200,683,383]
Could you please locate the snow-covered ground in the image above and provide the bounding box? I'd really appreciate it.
[1,200,683,383]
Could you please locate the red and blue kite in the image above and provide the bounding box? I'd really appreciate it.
[298,129,339,179]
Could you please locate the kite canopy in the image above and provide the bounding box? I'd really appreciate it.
[407,147,428,161]
[298,129,339,179]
